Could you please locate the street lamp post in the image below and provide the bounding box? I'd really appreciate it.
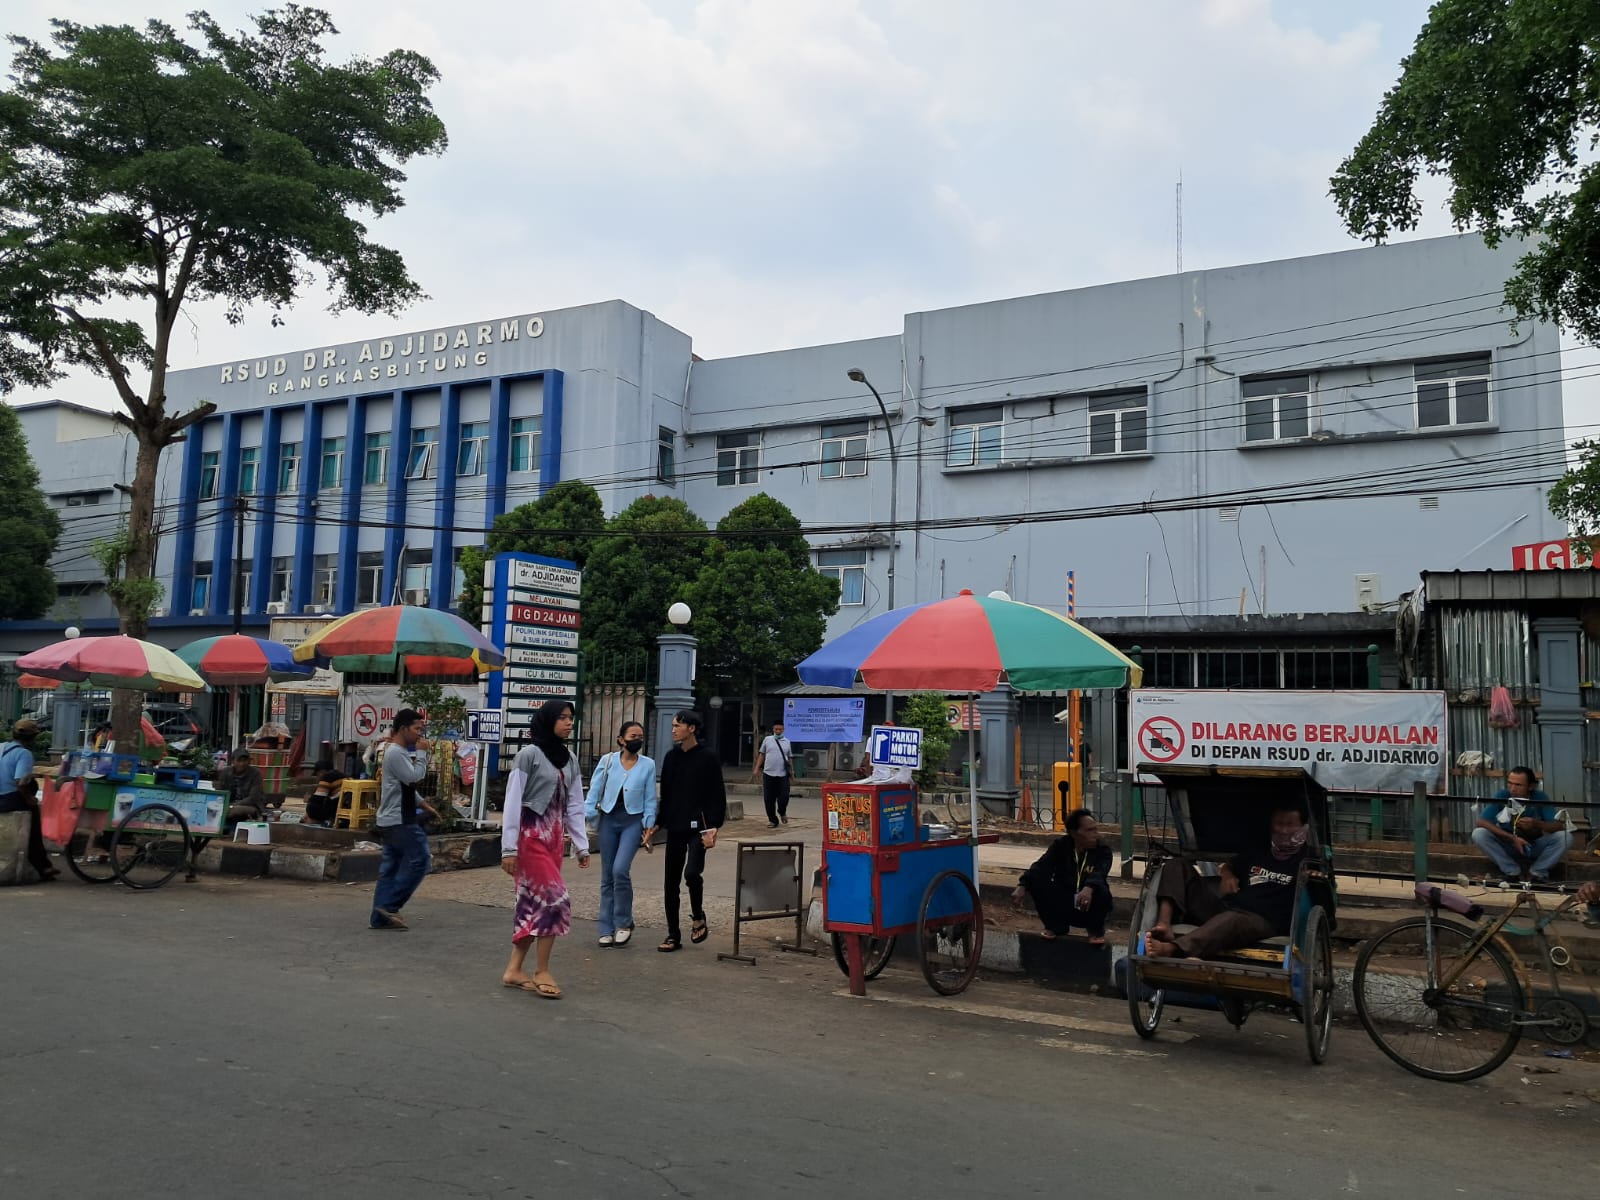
[654,602,697,763]
[847,368,896,721]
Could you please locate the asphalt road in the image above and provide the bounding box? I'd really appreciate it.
[5,871,1600,1199]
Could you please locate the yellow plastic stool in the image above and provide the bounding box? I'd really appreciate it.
[334,779,380,829]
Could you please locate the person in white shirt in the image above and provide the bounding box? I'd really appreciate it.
[751,720,794,827]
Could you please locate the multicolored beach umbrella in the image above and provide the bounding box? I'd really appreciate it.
[290,605,506,674]
[796,589,1142,693]
[18,635,206,693]
[175,634,314,686]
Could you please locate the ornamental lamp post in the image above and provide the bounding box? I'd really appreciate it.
[846,367,897,722]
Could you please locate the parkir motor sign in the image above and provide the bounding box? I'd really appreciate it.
[1129,689,1448,794]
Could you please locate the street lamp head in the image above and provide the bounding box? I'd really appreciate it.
[846,367,867,384]
[987,590,1011,602]
[64,626,81,639]
[667,601,692,627]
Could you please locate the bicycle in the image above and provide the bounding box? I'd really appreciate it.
[1352,881,1600,1082]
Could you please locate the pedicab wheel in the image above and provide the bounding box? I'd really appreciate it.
[831,932,897,981]
[109,803,190,890]
[916,869,983,996]
[1352,915,1523,1082]
[62,830,119,884]
[1302,906,1334,1064]
[1126,926,1165,1039]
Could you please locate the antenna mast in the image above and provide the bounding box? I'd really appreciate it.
[1175,170,1183,274]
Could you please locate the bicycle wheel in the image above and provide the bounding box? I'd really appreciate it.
[1353,915,1524,1082]
[916,870,983,996]
[109,803,190,890]
[831,932,897,980]
[62,827,118,884]
[1302,906,1334,1065]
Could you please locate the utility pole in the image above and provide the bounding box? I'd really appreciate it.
[232,493,247,634]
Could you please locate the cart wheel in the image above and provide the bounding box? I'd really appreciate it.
[1126,927,1165,1039]
[109,803,190,891]
[1302,906,1334,1064]
[916,870,983,996]
[831,932,896,981]
[62,828,119,884]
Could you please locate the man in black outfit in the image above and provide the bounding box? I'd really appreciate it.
[653,710,726,951]
[1011,809,1113,944]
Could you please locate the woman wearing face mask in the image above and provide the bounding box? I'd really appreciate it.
[583,720,657,947]
[1143,803,1312,960]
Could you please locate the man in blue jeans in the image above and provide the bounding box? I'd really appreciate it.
[1470,765,1569,883]
[371,709,436,930]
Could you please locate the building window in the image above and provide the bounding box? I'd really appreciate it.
[319,437,345,489]
[199,451,220,500]
[947,405,1003,467]
[1242,375,1311,442]
[190,564,211,612]
[270,557,293,603]
[363,432,390,486]
[406,428,437,481]
[312,554,337,605]
[400,550,432,604]
[1416,355,1491,428]
[457,422,488,476]
[237,447,259,495]
[1088,391,1148,456]
[451,547,468,610]
[821,421,868,479]
[510,416,542,473]
[656,426,675,485]
[229,568,252,613]
[717,432,760,486]
[278,443,300,494]
[817,549,867,605]
[58,490,109,507]
[356,551,384,607]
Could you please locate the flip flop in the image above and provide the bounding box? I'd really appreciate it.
[1088,935,1107,947]
[690,918,708,944]
[526,980,561,999]
[658,935,681,952]
[502,978,532,989]
[372,908,407,930]
[1038,929,1058,940]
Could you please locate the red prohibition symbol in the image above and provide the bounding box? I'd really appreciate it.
[1138,716,1184,763]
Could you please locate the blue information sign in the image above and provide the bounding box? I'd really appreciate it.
[466,709,504,744]
[868,725,923,770]
[781,696,867,743]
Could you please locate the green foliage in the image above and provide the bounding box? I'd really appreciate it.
[0,401,59,617]
[1548,440,1600,556]
[580,495,712,676]
[89,524,165,624]
[1330,0,1600,341]
[457,480,606,614]
[899,692,960,793]
[684,494,840,700]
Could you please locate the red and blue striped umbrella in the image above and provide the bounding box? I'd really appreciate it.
[175,634,314,686]
[290,605,505,674]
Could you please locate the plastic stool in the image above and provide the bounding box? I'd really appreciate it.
[232,821,270,845]
[335,779,381,829]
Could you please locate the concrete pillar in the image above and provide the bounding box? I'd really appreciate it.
[652,633,697,762]
[1533,617,1584,806]
[975,684,1019,815]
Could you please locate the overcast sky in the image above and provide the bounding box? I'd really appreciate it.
[8,0,1598,431]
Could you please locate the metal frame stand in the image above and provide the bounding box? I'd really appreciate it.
[718,840,815,964]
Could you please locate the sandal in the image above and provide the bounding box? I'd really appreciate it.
[690,917,708,944]
[658,935,682,953]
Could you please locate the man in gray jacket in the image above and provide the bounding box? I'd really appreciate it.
[370,708,436,930]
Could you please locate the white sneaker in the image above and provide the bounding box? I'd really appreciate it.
[598,934,615,947]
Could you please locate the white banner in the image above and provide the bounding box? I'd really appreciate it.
[1129,689,1448,794]
[341,683,482,742]
[511,559,581,595]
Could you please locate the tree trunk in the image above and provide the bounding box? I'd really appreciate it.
[109,431,166,748]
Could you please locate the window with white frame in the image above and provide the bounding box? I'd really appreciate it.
[191,564,211,612]
[278,443,300,494]
[363,432,390,485]
[1415,355,1491,428]
[820,420,868,479]
[656,426,675,485]
[319,437,344,489]
[406,428,437,480]
[230,568,252,613]
[1087,391,1148,456]
[312,554,337,605]
[1242,375,1311,442]
[238,447,259,495]
[816,549,867,605]
[199,451,220,499]
[947,405,1003,467]
[457,422,488,476]
[511,416,542,472]
[270,557,293,603]
[717,432,759,486]
[356,551,384,606]
[401,550,432,603]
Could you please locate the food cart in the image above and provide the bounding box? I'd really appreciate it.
[51,752,223,889]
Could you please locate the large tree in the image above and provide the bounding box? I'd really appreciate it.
[684,493,839,722]
[457,480,607,617]
[0,7,447,650]
[0,402,60,618]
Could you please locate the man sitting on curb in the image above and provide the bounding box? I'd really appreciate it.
[1144,803,1310,960]
[1011,809,1112,946]
[1471,766,1569,884]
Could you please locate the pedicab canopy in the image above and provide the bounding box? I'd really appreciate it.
[1134,764,1333,859]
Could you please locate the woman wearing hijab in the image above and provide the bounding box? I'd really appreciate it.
[500,699,590,998]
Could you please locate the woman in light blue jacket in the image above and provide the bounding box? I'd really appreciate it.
[585,720,658,946]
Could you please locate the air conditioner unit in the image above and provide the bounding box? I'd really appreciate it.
[404,588,431,606]
[803,748,825,772]
[265,601,289,615]
[1354,572,1381,612]
[303,603,330,615]
[188,607,207,617]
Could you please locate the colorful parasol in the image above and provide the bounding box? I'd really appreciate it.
[175,634,313,686]
[796,590,1143,693]
[18,635,206,693]
[290,605,505,674]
